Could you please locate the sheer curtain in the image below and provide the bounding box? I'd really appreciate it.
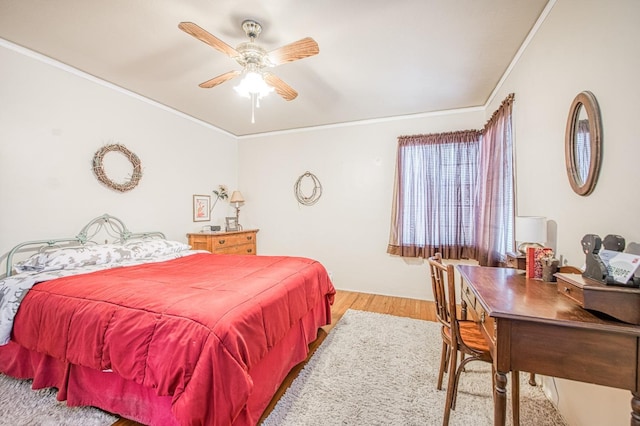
[475,93,515,266]
[387,130,481,259]
[387,94,515,265]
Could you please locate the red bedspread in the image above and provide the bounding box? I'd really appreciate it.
[10,253,335,425]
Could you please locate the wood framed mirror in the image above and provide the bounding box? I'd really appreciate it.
[565,91,602,196]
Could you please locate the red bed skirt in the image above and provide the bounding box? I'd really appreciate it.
[0,302,330,425]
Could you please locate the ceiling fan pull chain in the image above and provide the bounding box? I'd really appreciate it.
[251,93,256,124]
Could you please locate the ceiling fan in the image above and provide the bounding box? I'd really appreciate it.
[178,20,319,102]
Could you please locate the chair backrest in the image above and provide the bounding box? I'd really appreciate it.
[427,254,459,344]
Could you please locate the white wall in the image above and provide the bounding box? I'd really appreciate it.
[237,111,485,300]
[483,1,640,425]
[492,0,640,266]
[0,42,238,272]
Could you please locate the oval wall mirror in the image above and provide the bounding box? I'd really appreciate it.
[565,91,602,196]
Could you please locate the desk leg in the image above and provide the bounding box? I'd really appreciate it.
[632,392,640,426]
[494,370,507,426]
[512,371,520,426]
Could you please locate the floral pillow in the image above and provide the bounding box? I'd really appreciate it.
[14,244,134,273]
[124,239,190,260]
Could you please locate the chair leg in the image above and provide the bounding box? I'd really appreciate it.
[437,341,448,390]
[450,355,479,410]
[512,370,520,426]
[442,346,458,426]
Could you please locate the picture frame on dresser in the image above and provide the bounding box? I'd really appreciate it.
[193,195,211,222]
[225,216,238,231]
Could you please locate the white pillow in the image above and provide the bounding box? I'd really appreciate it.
[124,239,190,260]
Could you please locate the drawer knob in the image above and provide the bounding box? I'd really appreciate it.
[247,236,252,240]
[247,248,253,253]
[218,239,226,244]
[564,287,571,293]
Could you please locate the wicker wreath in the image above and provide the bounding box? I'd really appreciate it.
[294,171,323,206]
[92,143,142,192]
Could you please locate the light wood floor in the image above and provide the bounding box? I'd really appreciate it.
[113,290,435,426]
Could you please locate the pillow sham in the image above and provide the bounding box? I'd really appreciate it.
[123,239,191,260]
[14,244,134,273]
[13,240,191,274]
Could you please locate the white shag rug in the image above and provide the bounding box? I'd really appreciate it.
[263,309,567,426]
[0,374,118,425]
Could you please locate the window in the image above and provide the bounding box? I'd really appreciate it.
[388,94,515,266]
[388,131,480,260]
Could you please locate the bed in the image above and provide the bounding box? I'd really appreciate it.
[0,214,335,425]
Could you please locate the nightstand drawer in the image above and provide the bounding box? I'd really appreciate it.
[187,230,258,255]
[214,243,255,255]
[211,233,254,249]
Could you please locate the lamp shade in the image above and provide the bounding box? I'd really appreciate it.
[229,191,245,204]
[515,216,547,244]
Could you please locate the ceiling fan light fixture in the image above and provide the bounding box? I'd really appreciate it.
[233,70,274,100]
[179,19,317,121]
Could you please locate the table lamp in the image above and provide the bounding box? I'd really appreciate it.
[229,190,245,230]
[515,216,547,255]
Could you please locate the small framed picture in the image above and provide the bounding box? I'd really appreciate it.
[193,195,211,222]
[225,216,238,231]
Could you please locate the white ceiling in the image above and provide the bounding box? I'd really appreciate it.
[0,0,550,137]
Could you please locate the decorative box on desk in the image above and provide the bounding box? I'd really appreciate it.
[187,229,259,255]
[505,251,526,270]
[555,272,640,325]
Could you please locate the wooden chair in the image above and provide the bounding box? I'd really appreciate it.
[428,254,519,426]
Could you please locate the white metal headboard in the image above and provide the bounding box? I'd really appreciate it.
[5,214,165,277]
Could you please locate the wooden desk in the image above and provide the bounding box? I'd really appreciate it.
[457,265,640,426]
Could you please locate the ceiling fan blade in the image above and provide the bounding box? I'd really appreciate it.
[264,73,298,101]
[268,37,319,65]
[199,70,241,88]
[178,22,239,58]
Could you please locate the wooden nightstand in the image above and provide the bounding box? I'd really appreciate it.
[505,251,526,270]
[187,229,259,255]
